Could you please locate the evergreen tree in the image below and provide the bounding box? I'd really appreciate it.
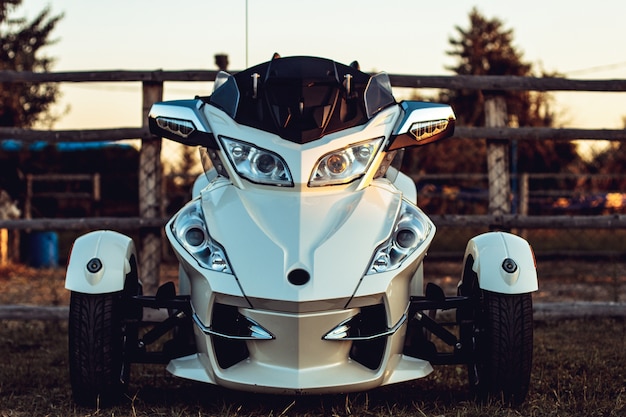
[446,7,531,127]
[0,0,63,127]
[406,8,578,177]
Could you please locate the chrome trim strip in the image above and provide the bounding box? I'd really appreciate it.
[192,313,274,340]
[323,312,408,341]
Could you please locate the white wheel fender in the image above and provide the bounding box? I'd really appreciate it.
[462,231,538,294]
[65,230,138,294]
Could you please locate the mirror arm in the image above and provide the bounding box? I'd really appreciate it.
[386,133,417,151]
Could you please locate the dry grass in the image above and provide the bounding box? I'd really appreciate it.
[0,318,624,416]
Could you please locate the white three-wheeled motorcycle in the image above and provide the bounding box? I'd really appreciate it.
[65,55,538,407]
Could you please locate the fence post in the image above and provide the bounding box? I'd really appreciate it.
[485,96,511,218]
[519,172,529,216]
[140,81,164,295]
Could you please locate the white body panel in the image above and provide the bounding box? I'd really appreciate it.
[199,180,400,304]
[463,231,538,294]
[65,230,136,294]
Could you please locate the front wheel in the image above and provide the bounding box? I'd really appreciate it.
[464,290,534,405]
[68,256,140,407]
[68,291,130,406]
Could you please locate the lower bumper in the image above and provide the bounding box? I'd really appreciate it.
[167,353,433,394]
[166,304,433,393]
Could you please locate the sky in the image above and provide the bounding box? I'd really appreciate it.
[14,0,626,132]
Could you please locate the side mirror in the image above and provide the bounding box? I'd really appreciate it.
[148,99,218,148]
[386,101,455,151]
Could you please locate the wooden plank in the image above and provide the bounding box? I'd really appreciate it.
[454,126,626,141]
[2,302,624,321]
[388,74,626,92]
[485,96,511,216]
[1,70,626,92]
[0,126,151,141]
[139,81,164,296]
[3,126,624,143]
[26,174,94,181]
[533,302,626,321]
[1,215,626,231]
[0,217,167,230]
[429,214,626,229]
[0,69,220,83]
[0,305,69,320]
[29,192,93,199]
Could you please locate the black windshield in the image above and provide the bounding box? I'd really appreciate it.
[209,56,395,144]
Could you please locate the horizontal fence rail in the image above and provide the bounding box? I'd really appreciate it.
[2,214,626,231]
[2,69,626,90]
[1,126,625,143]
[4,301,625,321]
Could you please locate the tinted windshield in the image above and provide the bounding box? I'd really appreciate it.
[209,56,395,144]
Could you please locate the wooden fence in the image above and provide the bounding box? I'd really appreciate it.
[1,70,626,292]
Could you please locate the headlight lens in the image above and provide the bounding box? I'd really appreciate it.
[171,200,232,273]
[220,137,293,186]
[367,201,432,274]
[309,138,383,187]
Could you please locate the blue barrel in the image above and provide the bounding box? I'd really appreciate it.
[28,231,59,268]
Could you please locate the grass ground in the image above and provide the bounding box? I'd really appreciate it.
[0,318,624,417]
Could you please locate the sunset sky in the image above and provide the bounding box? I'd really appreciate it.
[17,0,626,132]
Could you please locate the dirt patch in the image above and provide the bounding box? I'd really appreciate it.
[0,263,70,306]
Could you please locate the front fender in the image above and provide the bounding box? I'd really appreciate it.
[65,230,138,294]
[462,231,538,294]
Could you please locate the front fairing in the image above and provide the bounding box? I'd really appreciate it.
[165,175,436,392]
[198,179,403,308]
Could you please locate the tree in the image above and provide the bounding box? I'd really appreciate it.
[445,8,531,127]
[0,0,63,128]
[405,8,579,177]
[586,116,626,192]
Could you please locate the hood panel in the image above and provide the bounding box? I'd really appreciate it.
[201,184,401,305]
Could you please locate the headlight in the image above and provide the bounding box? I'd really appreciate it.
[367,201,433,274]
[309,138,383,187]
[220,137,293,186]
[171,200,232,273]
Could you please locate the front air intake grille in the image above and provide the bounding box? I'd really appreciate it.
[211,303,249,368]
[349,304,387,370]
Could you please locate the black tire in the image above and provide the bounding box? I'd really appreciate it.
[69,291,127,406]
[68,256,140,407]
[459,256,534,406]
